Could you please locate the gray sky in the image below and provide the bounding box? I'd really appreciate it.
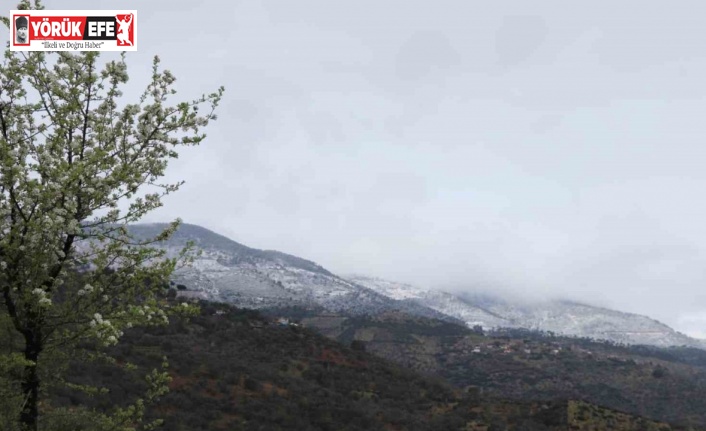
[27,1,706,337]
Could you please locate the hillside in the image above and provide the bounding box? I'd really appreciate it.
[128,224,453,322]
[128,223,706,349]
[288,309,706,428]
[350,276,705,349]
[57,301,698,430]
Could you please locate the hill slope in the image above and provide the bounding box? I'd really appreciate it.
[132,223,705,349]
[349,276,705,349]
[292,309,706,428]
[60,301,698,430]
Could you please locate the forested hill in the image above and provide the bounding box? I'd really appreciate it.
[294,309,706,429]
[59,300,699,430]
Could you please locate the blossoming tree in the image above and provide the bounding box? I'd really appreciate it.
[0,2,224,429]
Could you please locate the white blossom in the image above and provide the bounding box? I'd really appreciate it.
[38,297,52,306]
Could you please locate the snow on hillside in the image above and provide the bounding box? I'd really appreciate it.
[348,276,706,349]
[132,223,706,349]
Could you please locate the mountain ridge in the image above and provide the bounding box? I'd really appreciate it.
[351,275,705,349]
[132,222,705,349]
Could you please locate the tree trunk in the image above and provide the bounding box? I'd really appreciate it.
[20,330,41,431]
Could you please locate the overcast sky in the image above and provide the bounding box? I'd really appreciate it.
[23,1,706,337]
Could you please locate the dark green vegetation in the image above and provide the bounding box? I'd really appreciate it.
[290,309,706,429]
[55,301,700,430]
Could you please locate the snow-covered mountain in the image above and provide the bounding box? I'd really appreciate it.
[348,276,706,349]
[131,223,705,349]
[129,224,453,321]
[349,276,511,329]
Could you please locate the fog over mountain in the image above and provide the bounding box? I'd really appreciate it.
[129,222,706,350]
[35,0,706,338]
